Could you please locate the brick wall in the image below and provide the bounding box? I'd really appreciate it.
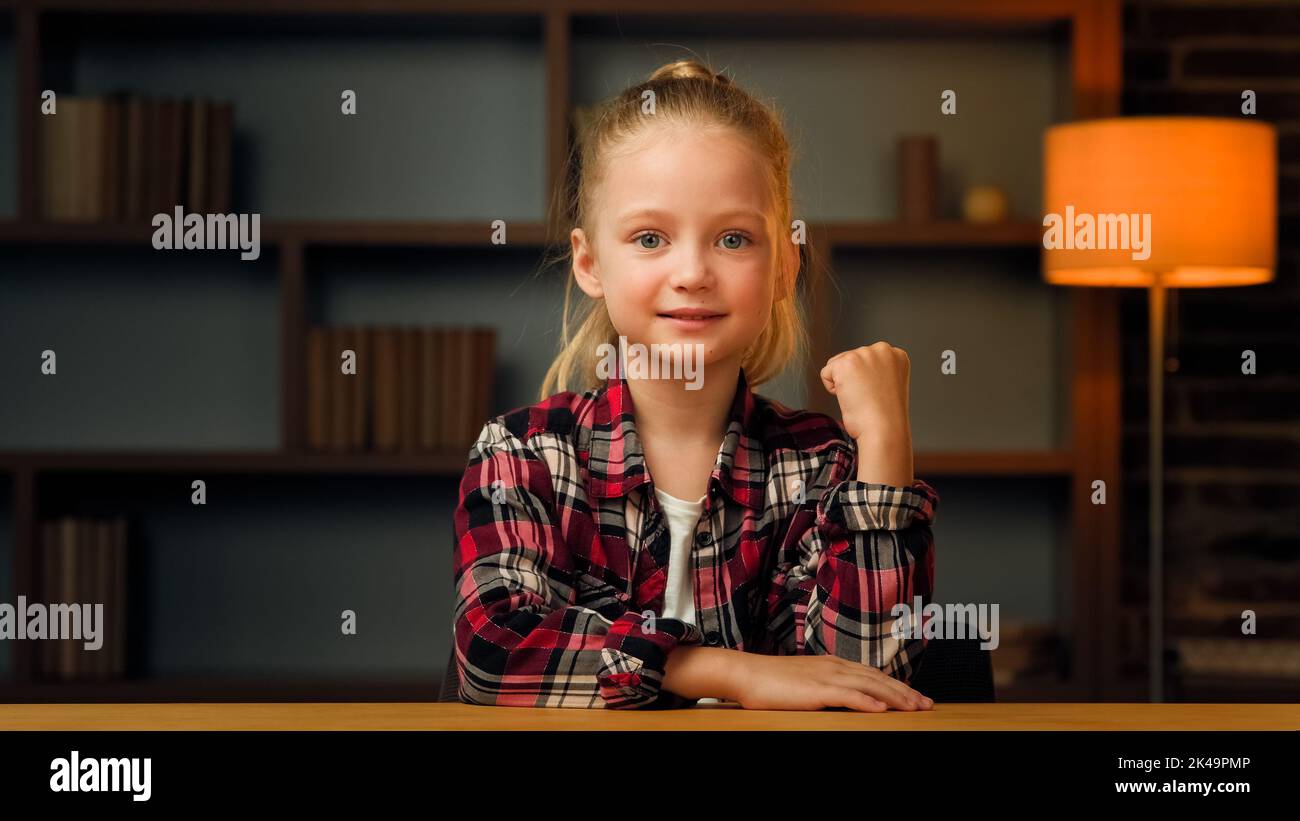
[1120,1,1300,698]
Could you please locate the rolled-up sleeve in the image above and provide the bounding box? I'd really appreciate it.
[763,444,938,682]
[453,420,704,708]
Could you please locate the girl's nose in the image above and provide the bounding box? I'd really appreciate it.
[668,248,712,289]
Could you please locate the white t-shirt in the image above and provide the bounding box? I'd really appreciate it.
[654,487,722,705]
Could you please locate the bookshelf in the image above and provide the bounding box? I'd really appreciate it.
[0,0,1124,703]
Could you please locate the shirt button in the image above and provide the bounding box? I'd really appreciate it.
[705,630,722,645]
[695,532,713,546]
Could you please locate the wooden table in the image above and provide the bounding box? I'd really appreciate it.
[1,702,1296,731]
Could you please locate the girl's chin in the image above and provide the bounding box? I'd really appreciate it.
[613,338,723,368]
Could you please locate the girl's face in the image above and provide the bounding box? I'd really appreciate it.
[571,124,793,372]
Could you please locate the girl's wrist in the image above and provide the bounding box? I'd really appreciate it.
[854,428,913,486]
[716,648,751,702]
[663,645,749,702]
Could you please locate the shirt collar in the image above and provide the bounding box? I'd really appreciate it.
[585,367,767,510]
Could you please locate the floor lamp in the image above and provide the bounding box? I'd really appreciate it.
[1042,117,1276,702]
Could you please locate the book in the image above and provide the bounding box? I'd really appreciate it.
[60,98,81,221]
[59,517,77,680]
[187,97,209,212]
[451,327,469,448]
[75,517,96,679]
[418,327,440,450]
[38,104,62,220]
[399,327,421,450]
[64,98,81,220]
[92,520,112,679]
[81,97,106,222]
[110,518,128,679]
[124,96,147,221]
[207,101,234,213]
[307,324,497,454]
[371,327,401,451]
[437,327,460,449]
[472,327,497,448]
[36,515,131,680]
[350,325,370,449]
[144,97,162,215]
[329,326,351,451]
[158,97,186,213]
[101,94,124,222]
[306,326,330,451]
[39,520,57,678]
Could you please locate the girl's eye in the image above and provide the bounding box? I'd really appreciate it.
[633,231,749,250]
[634,232,663,250]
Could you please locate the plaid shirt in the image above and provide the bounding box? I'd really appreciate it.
[452,368,939,709]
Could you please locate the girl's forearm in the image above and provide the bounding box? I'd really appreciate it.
[662,645,747,701]
[855,428,913,487]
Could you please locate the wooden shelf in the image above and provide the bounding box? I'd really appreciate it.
[822,220,1042,249]
[0,449,474,475]
[287,220,554,248]
[0,676,443,703]
[0,219,556,249]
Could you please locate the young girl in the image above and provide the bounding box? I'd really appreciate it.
[453,59,939,711]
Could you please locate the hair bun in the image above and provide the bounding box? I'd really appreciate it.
[648,59,730,86]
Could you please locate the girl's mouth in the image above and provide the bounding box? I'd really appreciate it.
[657,312,727,330]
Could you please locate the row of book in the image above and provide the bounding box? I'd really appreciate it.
[36,516,129,681]
[40,94,234,222]
[306,325,497,452]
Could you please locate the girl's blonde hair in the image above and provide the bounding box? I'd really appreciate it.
[537,57,818,401]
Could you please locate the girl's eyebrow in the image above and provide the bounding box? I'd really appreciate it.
[616,208,766,225]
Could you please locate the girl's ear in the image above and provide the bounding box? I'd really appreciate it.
[571,227,604,298]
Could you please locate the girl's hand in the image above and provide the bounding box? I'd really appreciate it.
[819,343,911,442]
[730,652,934,712]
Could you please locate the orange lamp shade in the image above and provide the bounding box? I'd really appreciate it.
[1042,117,1276,287]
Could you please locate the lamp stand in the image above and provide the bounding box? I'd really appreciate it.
[1148,279,1167,703]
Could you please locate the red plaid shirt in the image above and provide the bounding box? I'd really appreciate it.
[452,368,939,709]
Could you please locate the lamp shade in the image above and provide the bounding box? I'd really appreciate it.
[1043,117,1276,287]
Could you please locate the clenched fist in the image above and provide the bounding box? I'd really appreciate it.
[820,343,915,487]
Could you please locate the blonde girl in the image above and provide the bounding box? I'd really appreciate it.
[453,59,939,711]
